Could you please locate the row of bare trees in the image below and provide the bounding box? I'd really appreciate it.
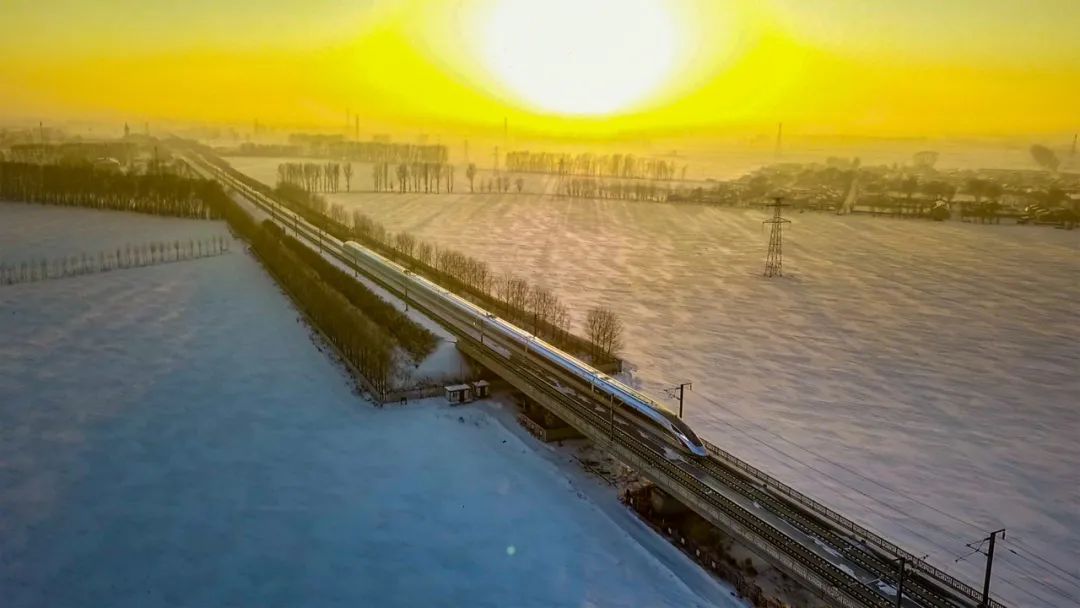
[506,150,685,181]
[8,142,138,165]
[371,162,456,193]
[560,177,671,202]
[276,230,437,360]
[0,161,223,219]
[328,141,449,164]
[276,162,349,193]
[351,211,621,358]
[255,221,397,393]
[353,213,576,343]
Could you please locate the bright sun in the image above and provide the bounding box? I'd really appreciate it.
[483,0,680,116]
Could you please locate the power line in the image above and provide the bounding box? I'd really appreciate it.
[954,538,988,564]
[716,400,1080,603]
[696,401,971,558]
[693,391,987,533]
[663,382,692,418]
[1006,547,1080,589]
[995,574,1061,607]
[999,547,1080,597]
[1003,536,1080,586]
[995,569,1080,607]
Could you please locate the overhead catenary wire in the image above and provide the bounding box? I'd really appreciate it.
[693,391,988,534]
[997,547,1080,599]
[691,392,1080,605]
[995,569,1080,607]
[1002,536,1080,587]
[696,402,974,560]
[950,535,1079,607]
[689,390,988,559]
[1005,547,1080,589]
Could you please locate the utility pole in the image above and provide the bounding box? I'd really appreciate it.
[978,529,1006,607]
[775,122,783,158]
[666,382,692,418]
[891,557,906,608]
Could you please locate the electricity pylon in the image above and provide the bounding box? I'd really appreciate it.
[763,196,791,277]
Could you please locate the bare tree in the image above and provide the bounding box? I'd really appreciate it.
[329,202,347,225]
[394,231,417,259]
[528,286,558,334]
[550,301,571,342]
[508,278,529,312]
[416,241,434,267]
[585,306,624,360]
[343,163,353,191]
[466,163,477,192]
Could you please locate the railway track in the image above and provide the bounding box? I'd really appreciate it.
[181,147,1002,608]
[464,337,891,608]
[696,458,963,608]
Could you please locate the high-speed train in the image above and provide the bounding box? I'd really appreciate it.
[342,240,709,458]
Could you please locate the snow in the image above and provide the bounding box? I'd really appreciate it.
[0,202,230,261]
[252,187,1077,607]
[662,446,685,462]
[0,203,740,608]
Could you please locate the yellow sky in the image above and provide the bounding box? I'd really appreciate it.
[1,0,1077,138]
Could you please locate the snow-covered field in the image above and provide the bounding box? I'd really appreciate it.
[214,173,1080,608]
[0,202,230,260]
[0,204,737,608]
